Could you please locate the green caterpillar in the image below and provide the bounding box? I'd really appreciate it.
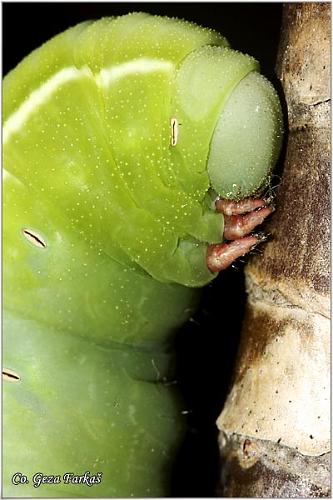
[3,13,283,497]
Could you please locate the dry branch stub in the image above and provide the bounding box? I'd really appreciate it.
[217,3,330,497]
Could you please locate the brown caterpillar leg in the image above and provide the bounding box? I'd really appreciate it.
[223,206,273,240]
[206,198,273,272]
[207,235,267,272]
[215,197,272,216]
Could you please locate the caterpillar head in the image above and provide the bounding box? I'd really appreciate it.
[172,42,283,201]
[207,71,283,200]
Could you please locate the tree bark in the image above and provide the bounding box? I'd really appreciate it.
[217,3,330,497]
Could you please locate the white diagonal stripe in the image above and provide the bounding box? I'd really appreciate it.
[3,58,173,145]
[95,58,173,88]
[3,66,93,145]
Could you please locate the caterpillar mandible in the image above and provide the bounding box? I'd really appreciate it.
[3,12,283,497]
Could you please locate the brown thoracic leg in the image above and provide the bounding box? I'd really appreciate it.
[207,235,266,273]
[206,198,273,273]
[215,197,272,216]
[223,206,273,240]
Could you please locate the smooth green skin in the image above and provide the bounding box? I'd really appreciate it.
[4,171,197,497]
[3,13,283,497]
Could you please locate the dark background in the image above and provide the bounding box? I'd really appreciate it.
[3,3,283,496]
[3,2,283,80]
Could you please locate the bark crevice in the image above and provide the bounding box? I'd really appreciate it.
[246,275,330,320]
